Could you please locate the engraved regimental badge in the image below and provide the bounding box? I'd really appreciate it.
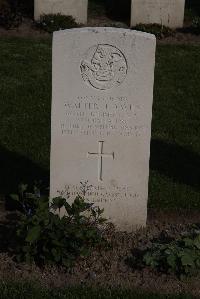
[80,44,128,90]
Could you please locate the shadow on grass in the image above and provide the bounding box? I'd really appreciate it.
[0,144,49,195]
[18,0,34,18]
[0,144,49,252]
[0,139,199,197]
[185,0,200,16]
[89,0,131,24]
[150,139,200,190]
[105,0,131,23]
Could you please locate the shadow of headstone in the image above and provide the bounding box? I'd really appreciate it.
[89,0,131,24]
[185,0,200,16]
[150,139,200,191]
[105,0,131,23]
[0,213,20,252]
[0,144,49,195]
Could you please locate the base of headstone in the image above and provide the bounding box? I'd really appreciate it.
[34,0,88,24]
[131,0,185,28]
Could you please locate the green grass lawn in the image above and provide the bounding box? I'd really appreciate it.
[0,281,195,299]
[0,38,199,209]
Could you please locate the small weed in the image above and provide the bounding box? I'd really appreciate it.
[127,228,200,278]
[191,16,200,34]
[9,183,107,268]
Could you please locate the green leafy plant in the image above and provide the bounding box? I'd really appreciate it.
[191,16,200,34]
[132,23,174,39]
[11,184,106,267]
[128,231,200,278]
[9,182,43,214]
[35,13,80,33]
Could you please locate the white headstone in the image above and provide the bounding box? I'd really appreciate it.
[34,0,88,24]
[50,28,156,231]
[131,0,185,28]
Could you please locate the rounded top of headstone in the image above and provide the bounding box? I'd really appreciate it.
[53,27,156,41]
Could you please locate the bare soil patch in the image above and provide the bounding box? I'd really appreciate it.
[0,18,49,38]
[158,32,200,45]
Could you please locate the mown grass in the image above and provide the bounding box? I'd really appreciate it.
[149,44,200,209]
[0,38,199,209]
[0,38,51,192]
[0,281,195,299]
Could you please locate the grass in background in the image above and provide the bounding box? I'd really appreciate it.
[0,38,51,192]
[149,45,200,209]
[0,38,200,209]
[0,281,195,299]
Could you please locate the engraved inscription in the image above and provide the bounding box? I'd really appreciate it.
[87,141,114,181]
[63,184,139,203]
[139,0,174,10]
[60,96,146,138]
[80,44,128,90]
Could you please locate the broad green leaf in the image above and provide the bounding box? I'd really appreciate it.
[64,202,72,215]
[51,248,61,262]
[26,226,41,243]
[19,184,28,194]
[43,246,49,252]
[143,253,158,267]
[196,258,200,267]
[25,252,32,264]
[183,238,194,247]
[52,240,62,247]
[25,192,36,199]
[194,235,200,249]
[167,254,176,269]
[181,254,194,266]
[22,246,29,253]
[80,247,90,257]
[51,196,66,210]
[62,258,71,267]
[10,194,19,202]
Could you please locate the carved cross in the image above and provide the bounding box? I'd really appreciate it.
[87,141,114,181]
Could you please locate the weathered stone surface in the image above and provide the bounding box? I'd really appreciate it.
[50,28,156,231]
[131,0,185,28]
[34,0,88,24]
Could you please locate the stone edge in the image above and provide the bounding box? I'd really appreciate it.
[53,27,156,41]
